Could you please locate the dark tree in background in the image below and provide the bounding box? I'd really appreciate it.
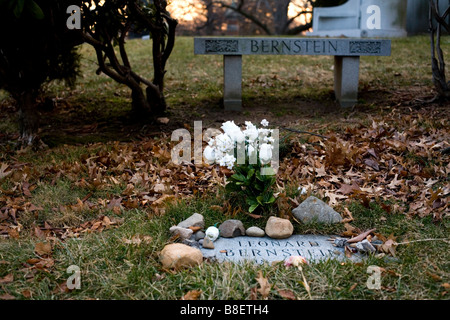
[79,0,178,116]
[0,0,82,146]
[212,0,347,35]
[429,0,450,99]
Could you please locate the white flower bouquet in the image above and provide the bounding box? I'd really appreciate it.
[203,120,277,213]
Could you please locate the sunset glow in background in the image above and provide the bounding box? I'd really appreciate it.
[167,0,312,26]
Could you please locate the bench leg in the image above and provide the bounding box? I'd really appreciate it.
[334,56,360,108]
[223,55,242,111]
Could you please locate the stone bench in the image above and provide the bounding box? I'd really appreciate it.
[194,37,391,110]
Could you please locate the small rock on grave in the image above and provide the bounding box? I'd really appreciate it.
[202,237,215,249]
[356,239,376,253]
[265,216,293,239]
[219,219,245,238]
[177,213,205,229]
[159,243,203,269]
[292,196,342,224]
[246,226,265,237]
[194,231,205,241]
[169,226,193,241]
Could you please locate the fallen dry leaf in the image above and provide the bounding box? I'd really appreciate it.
[34,242,52,256]
[255,270,271,300]
[276,288,296,300]
[181,290,202,300]
[347,228,377,244]
[52,282,70,294]
[349,283,358,292]
[123,235,152,246]
[0,273,14,284]
[380,237,398,257]
[0,163,12,180]
[0,293,15,300]
[21,290,32,298]
[157,117,170,124]
[188,226,202,233]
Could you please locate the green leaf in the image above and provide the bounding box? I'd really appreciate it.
[264,195,276,204]
[256,196,264,205]
[13,0,25,17]
[247,168,255,180]
[225,182,240,193]
[25,0,44,19]
[231,173,246,182]
[248,203,259,213]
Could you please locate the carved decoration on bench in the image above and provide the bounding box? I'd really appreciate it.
[349,41,382,54]
[205,40,239,53]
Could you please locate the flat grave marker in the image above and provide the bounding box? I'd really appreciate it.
[200,235,361,264]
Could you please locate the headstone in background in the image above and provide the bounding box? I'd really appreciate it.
[309,0,408,38]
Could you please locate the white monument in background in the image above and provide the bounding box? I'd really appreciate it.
[308,0,408,38]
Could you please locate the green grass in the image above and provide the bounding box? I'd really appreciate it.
[0,35,449,300]
[1,195,448,300]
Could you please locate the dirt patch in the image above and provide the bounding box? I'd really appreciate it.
[1,84,446,148]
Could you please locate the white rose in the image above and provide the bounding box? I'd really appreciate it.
[205,226,220,242]
[247,144,256,157]
[215,133,234,153]
[259,143,273,164]
[219,154,236,170]
[258,128,271,139]
[203,145,216,164]
[261,119,269,127]
[221,121,239,135]
[245,121,256,130]
[221,121,245,144]
[244,127,259,142]
[232,129,245,144]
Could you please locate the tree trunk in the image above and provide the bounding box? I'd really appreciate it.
[429,0,450,99]
[17,89,39,146]
[131,87,151,116]
[274,0,290,35]
[131,85,166,117]
[146,85,166,115]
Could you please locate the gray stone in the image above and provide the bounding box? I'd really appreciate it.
[182,239,201,249]
[219,219,246,238]
[202,237,215,249]
[194,231,206,241]
[356,239,376,253]
[200,235,362,264]
[169,226,193,241]
[177,213,205,229]
[334,238,348,247]
[246,226,265,237]
[292,196,342,224]
[265,216,293,239]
